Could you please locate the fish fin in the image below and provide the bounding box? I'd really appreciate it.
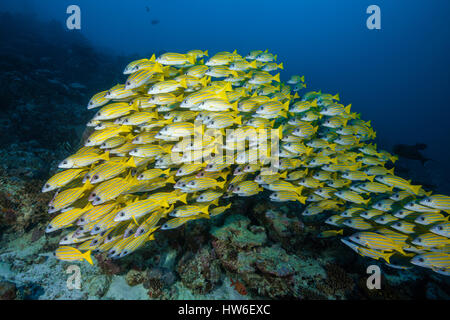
[200,76,208,87]
[272,73,280,83]
[411,185,422,195]
[153,62,163,73]
[82,250,93,265]
[101,151,110,162]
[384,252,394,264]
[150,54,155,62]
[217,180,226,189]
[176,94,184,102]
[165,176,176,184]
[162,144,173,153]
[297,195,307,204]
[232,101,238,112]
[200,205,210,214]
[187,55,196,65]
[344,104,351,113]
[179,78,187,89]
[178,193,188,204]
[125,157,136,168]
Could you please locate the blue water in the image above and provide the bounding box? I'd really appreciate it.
[0,0,450,300]
[2,0,449,163]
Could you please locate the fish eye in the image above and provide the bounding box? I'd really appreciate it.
[416,238,421,242]
[119,212,125,217]
[49,206,54,210]
[236,187,240,191]
[92,193,96,197]
[438,226,443,230]
[419,217,425,221]
[63,161,67,164]
[45,184,50,188]
[96,197,100,202]
[93,175,99,180]
[126,81,130,86]
[63,236,68,241]
[418,258,424,262]
[94,226,100,232]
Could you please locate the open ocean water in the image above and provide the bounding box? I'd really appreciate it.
[0,0,449,301]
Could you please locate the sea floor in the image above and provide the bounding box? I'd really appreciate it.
[0,163,449,300]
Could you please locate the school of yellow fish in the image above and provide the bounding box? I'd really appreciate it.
[43,49,450,276]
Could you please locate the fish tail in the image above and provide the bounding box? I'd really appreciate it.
[278,62,284,70]
[200,76,208,88]
[297,195,307,204]
[279,171,287,179]
[187,54,196,65]
[272,73,280,83]
[367,175,375,182]
[150,54,156,62]
[162,168,171,176]
[344,104,352,113]
[300,75,305,82]
[333,93,340,101]
[411,185,422,195]
[101,151,110,162]
[217,180,226,189]
[153,62,163,73]
[179,78,188,89]
[384,252,394,264]
[337,229,344,235]
[232,101,238,112]
[125,157,136,168]
[82,250,93,265]
[176,94,184,102]
[387,168,395,175]
[234,116,242,125]
[165,176,176,184]
[204,50,209,57]
[200,205,210,214]
[178,193,188,204]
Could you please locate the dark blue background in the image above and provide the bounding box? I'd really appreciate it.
[1,0,449,161]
